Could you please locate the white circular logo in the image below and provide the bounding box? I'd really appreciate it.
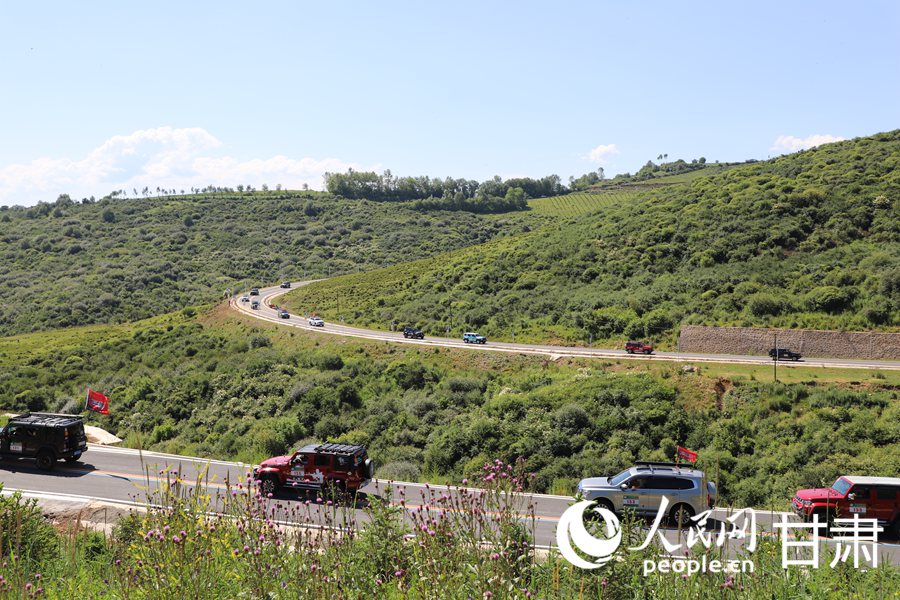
[556,500,623,569]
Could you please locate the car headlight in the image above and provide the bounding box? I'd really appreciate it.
[803,500,811,507]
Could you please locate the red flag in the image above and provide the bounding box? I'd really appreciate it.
[677,446,698,462]
[86,389,110,415]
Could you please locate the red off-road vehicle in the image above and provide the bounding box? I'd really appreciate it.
[625,341,653,354]
[792,475,900,535]
[253,442,374,497]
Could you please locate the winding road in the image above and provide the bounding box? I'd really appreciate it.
[2,280,898,569]
[232,282,900,371]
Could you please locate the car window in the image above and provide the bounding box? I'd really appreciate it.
[672,477,695,490]
[831,478,852,496]
[336,456,351,469]
[609,469,632,487]
[850,486,871,499]
[314,454,331,467]
[875,487,896,501]
[644,476,673,490]
[626,476,648,490]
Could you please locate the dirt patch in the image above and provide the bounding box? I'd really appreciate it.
[85,424,122,445]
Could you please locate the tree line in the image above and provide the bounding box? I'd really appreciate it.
[323,169,569,212]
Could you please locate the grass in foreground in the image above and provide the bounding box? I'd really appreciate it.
[0,457,897,599]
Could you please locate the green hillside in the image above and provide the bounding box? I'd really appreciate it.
[0,191,532,335]
[283,131,900,346]
[1,306,897,507]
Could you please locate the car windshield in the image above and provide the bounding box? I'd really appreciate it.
[609,469,632,486]
[831,477,852,496]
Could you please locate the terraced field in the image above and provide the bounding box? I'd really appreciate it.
[527,190,642,217]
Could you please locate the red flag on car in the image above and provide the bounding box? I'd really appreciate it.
[677,446,698,463]
[85,388,110,415]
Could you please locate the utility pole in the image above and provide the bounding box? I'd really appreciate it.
[773,333,778,383]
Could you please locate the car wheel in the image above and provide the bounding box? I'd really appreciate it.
[669,503,695,528]
[36,450,56,471]
[889,517,900,539]
[584,498,615,522]
[259,477,279,497]
[645,349,652,355]
[811,509,836,535]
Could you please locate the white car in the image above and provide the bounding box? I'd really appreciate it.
[308,316,325,327]
[240,296,250,303]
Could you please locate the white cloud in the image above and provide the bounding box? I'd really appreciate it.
[770,134,846,154]
[0,127,364,206]
[587,143,619,163]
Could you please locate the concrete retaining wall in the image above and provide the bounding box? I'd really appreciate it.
[678,325,900,360]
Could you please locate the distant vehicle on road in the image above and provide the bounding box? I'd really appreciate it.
[278,309,290,319]
[769,348,801,361]
[0,413,88,471]
[577,461,716,526]
[625,341,653,354]
[308,316,325,327]
[792,476,900,534]
[280,282,292,289]
[403,326,425,339]
[240,295,250,303]
[250,288,260,296]
[251,299,261,310]
[463,332,486,344]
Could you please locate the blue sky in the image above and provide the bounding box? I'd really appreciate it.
[1,1,897,205]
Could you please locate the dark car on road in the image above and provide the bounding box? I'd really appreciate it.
[250,288,260,296]
[278,309,290,319]
[0,413,88,471]
[403,326,425,339]
[769,348,801,361]
[280,282,291,289]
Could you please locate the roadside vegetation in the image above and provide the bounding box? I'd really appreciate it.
[1,307,896,509]
[0,190,533,336]
[0,461,897,599]
[284,131,900,347]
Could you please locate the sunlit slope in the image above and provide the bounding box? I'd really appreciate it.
[283,131,900,345]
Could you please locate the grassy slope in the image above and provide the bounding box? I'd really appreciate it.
[0,191,534,336]
[1,305,897,507]
[283,131,900,346]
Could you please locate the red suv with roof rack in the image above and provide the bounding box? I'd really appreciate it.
[253,442,374,497]
[792,476,900,535]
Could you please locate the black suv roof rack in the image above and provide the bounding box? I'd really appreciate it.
[313,443,367,456]
[10,412,83,427]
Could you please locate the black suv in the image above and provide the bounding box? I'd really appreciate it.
[769,348,801,361]
[403,326,425,339]
[0,413,88,470]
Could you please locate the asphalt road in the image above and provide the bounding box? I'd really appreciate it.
[2,445,897,565]
[234,283,900,371]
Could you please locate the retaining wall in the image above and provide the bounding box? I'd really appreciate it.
[678,325,900,360]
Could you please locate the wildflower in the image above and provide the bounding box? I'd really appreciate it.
[601,578,608,587]
[395,569,405,578]
[484,592,492,598]
[375,579,383,586]
[490,553,500,560]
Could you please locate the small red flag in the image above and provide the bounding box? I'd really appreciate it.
[86,389,110,415]
[677,446,698,463]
